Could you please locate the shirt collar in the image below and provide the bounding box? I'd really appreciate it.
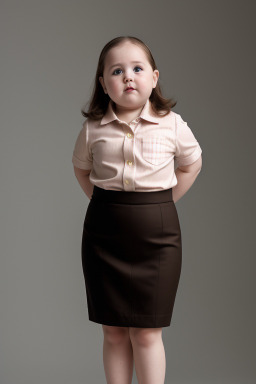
[100,98,159,125]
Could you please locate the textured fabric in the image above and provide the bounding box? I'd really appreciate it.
[72,98,202,191]
[81,186,182,328]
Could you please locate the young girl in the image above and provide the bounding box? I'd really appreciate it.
[72,36,202,384]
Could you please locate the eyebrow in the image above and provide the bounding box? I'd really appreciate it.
[108,61,145,70]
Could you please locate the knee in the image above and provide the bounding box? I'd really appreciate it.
[129,327,162,347]
[102,325,129,344]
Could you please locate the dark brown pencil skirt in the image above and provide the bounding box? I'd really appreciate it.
[81,185,182,328]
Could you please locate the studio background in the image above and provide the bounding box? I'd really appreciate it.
[1,0,255,383]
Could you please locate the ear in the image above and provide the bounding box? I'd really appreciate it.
[99,76,108,94]
[152,70,159,88]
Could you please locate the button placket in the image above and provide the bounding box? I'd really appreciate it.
[122,123,136,191]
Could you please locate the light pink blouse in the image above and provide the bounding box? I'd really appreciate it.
[72,98,202,191]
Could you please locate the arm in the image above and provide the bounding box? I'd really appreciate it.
[73,166,94,200]
[172,156,202,204]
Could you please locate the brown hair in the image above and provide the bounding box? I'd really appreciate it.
[81,36,177,120]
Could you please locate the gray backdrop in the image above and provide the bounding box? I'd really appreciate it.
[1,0,255,383]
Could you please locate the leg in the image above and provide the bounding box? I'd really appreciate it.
[129,327,166,384]
[102,325,134,384]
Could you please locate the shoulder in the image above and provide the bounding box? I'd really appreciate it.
[84,117,104,129]
[153,109,177,131]
[158,109,178,121]
[79,118,100,139]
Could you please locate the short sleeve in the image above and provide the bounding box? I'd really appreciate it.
[72,119,93,170]
[174,113,202,167]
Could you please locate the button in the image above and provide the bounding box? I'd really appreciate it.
[127,133,133,138]
[125,179,130,184]
[126,160,133,166]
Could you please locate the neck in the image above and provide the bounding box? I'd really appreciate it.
[113,102,145,124]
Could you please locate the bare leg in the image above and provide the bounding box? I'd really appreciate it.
[129,327,166,384]
[102,325,134,384]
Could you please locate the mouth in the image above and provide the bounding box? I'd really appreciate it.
[125,87,135,92]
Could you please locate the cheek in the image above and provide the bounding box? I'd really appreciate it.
[138,76,152,89]
[108,79,121,92]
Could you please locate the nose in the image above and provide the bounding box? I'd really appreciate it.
[124,69,134,83]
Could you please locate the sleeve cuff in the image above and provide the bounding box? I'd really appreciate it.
[72,154,92,170]
[176,146,202,167]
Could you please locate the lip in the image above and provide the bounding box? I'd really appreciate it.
[125,87,135,92]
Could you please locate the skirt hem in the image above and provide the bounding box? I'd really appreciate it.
[87,312,173,328]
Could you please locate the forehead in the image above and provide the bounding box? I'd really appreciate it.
[104,42,148,68]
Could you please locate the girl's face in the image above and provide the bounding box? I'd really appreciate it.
[99,42,159,114]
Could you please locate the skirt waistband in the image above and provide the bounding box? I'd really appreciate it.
[91,186,173,204]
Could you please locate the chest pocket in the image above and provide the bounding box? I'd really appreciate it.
[141,136,173,165]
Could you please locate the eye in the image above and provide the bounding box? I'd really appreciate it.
[112,66,143,75]
[112,68,122,75]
